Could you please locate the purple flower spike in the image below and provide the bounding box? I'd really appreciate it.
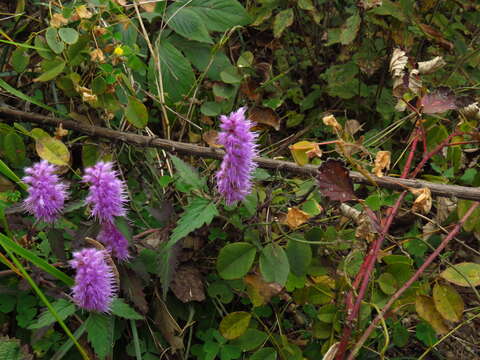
[22,160,68,223]
[216,107,258,205]
[98,222,130,261]
[83,162,127,223]
[70,248,116,312]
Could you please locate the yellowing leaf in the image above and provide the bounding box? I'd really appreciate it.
[273,9,294,38]
[249,107,281,131]
[76,5,93,19]
[35,136,70,166]
[284,207,311,229]
[432,283,464,322]
[440,262,480,287]
[50,13,69,28]
[244,274,283,307]
[415,295,448,334]
[219,312,251,340]
[373,150,391,177]
[289,141,321,166]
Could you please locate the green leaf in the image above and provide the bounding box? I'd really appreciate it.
[230,328,267,351]
[317,304,336,323]
[87,313,114,360]
[91,77,107,95]
[58,28,79,44]
[34,59,65,82]
[149,39,195,104]
[28,299,76,329]
[273,9,294,38]
[440,262,480,287]
[393,323,409,347]
[170,154,205,190]
[285,238,312,277]
[45,27,64,54]
[166,6,212,43]
[432,283,464,322]
[220,67,242,84]
[457,199,480,232]
[125,96,148,128]
[4,132,25,167]
[0,337,23,360]
[378,272,398,295]
[260,243,290,286]
[35,135,70,165]
[340,12,361,45]
[219,311,251,340]
[415,321,437,346]
[200,101,223,116]
[250,347,277,360]
[11,47,29,73]
[110,298,143,320]
[217,242,256,280]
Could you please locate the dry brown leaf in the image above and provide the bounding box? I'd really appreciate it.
[460,102,480,120]
[76,5,93,19]
[284,207,311,229]
[141,3,156,12]
[418,23,454,51]
[244,273,283,306]
[240,78,262,102]
[418,56,446,75]
[355,213,377,242]
[90,48,105,63]
[93,26,108,37]
[322,342,339,360]
[249,107,280,130]
[54,124,68,139]
[411,187,432,214]
[154,299,184,352]
[170,265,205,303]
[50,13,69,28]
[389,48,408,78]
[344,119,363,137]
[76,86,97,103]
[202,130,221,148]
[373,150,391,177]
[408,69,422,95]
[322,114,342,132]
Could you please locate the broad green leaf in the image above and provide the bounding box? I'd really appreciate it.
[220,67,242,84]
[28,299,75,329]
[229,328,267,351]
[440,262,480,287]
[273,9,294,38]
[200,101,223,116]
[166,6,212,43]
[91,77,107,95]
[250,347,277,360]
[340,12,361,45]
[149,40,195,104]
[110,298,143,320]
[87,313,114,360]
[11,47,29,73]
[58,28,79,44]
[219,311,251,340]
[170,154,205,190]
[125,96,148,128]
[4,132,25,167]
[260,243,290,286]
[393,322,409,347]
[317,304,336,323]
[415,321,437,347]
[285,238,312,277]
[321,61,360,99]
[45,27,64,54]
[217,242,256,280]
[35,135,70,165]
[34,59,65,82]
[34,35,54,59]
[378,272,398,295]
[457,199,480,232]
[298,0,314,10]
[415,295,448,334]
[432,283,464,322]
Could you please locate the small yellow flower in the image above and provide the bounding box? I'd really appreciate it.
[113,46,124,56]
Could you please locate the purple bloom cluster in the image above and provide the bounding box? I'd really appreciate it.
[22,160,68,223]
[98,222,129,261]
[70,248,116,312]
[216,107,258,205]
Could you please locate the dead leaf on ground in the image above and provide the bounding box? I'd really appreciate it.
[389,48,408,78]
[410,187,432,214]
[244,273,283,306]
[202,130,221,148]
[249,107,281,130]
[54,124,68,139]
[154,297,184,352]
[418,23,454,51]
[284,207,311,229]
[317,159,355,202]
[170,265,205,303]
[373,150,391,177]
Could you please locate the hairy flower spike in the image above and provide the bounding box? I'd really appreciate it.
[83,162,127,223]
[22,160,68,223]
[98,222,130,261]
[70,248,116,312]
[216,107,258,205]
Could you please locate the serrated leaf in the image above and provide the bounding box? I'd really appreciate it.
[170,155,205,189]
[0,337,23,360]
[35,135,70,165]
[432,283,464,322]
[219,312,251,340]
[260,243,290,286]
[340,12,361,45]
[217,242,256,280]
[58,28,79,44]
[110,298,143,320]
[125,96,148,128]
[86,313,114,360]
[316,159,355,202]
[273,9,294,38]
[28,299,76,329]
[440,262,480,287]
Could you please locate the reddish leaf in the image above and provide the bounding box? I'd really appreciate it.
[420,87,457,114]
[316,159,355,202]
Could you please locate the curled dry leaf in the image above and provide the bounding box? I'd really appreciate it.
[410,187,432,214]
[460,102,480,120]
[249,107,281,130]
[170,265,206,303]
[408,69,422,95]
[54,124,68,139]
[202,130,221,148]
[76,5,93,19]
[418,56,446,75]
[50,13,69,28]
[316,159,355,202]
[141,3,156,12]
[373,150,391,177]
[90,48,105,63]
[389,48,408,78]
[344,119,363,137]
[76,86,98,103]
[322,114,342,132]
[289,141,322,166]
[284,207,311,229]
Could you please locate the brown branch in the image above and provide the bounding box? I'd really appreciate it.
[1,106,480,201]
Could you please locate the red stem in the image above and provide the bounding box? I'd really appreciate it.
[346,201,480,360]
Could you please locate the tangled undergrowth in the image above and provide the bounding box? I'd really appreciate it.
[0,0,480,359]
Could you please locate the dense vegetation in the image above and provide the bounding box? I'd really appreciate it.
[0,0,479,359]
